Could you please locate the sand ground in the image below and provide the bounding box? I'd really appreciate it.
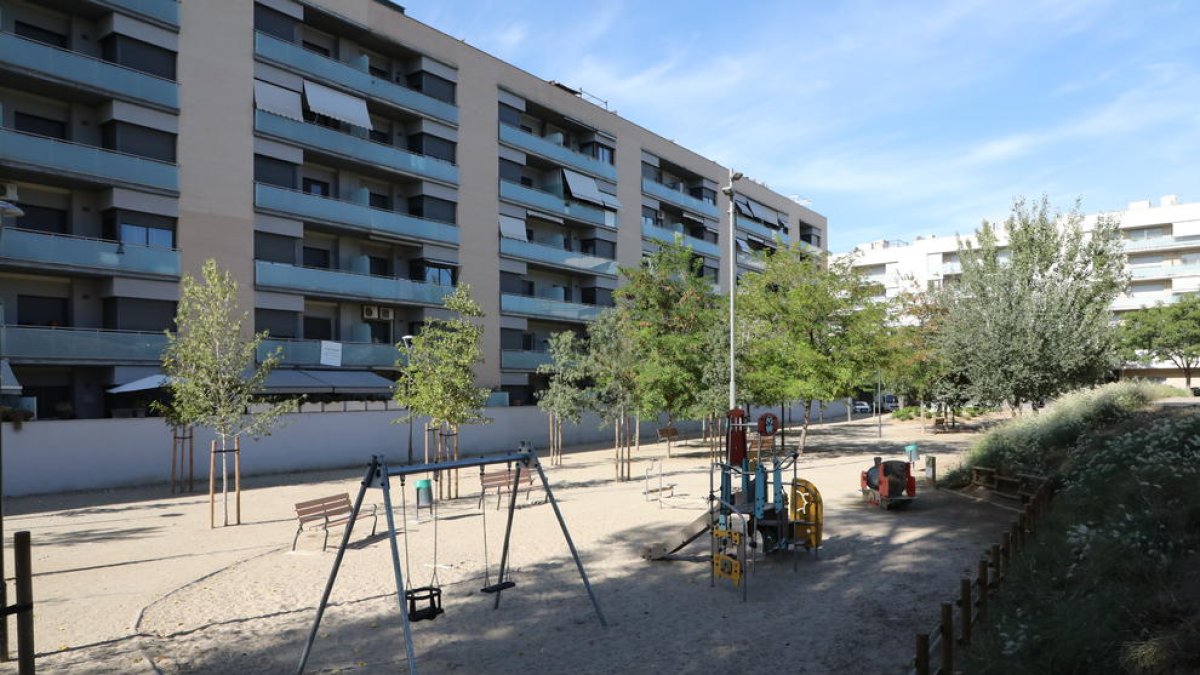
[0,414,1015,674]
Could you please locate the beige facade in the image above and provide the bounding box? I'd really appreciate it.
[0,0,827,417]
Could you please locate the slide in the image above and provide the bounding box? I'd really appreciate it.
[641,507,718,560]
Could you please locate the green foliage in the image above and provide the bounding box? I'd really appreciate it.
[739,245,888,406]
[937,196,1127,409]
[536,330,590,424]
[614,239,721,423]
[1118,294,1200,387]
[890,406,919,421]
[392,284,490,429]
[157,259,296,443]
[584,308,640,425]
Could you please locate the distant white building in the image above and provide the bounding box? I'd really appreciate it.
[836,195,1200,388]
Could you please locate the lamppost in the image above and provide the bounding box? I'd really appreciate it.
[0,199,25,661]
[721,169,743,410]
[400,335,415,464]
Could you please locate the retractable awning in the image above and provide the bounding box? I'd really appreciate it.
[107,373,173,394]
[254,80,304,121]
[303,80,373,130]
[562,169,607,208]
[305,370,394,395]
[499,214,528,240]
[0,359,20,396]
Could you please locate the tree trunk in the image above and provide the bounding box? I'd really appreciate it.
[800,399,812,455]
[220,434,229,527]
[846,398,852,422]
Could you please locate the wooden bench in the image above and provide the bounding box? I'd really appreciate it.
[293,493,378,552]
[656,427,680,443]
[932,416,947,433]
[479,468,540,509]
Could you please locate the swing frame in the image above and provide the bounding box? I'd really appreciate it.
[296,450,607,675]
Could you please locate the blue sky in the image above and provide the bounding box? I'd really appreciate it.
[398,0,1200,251]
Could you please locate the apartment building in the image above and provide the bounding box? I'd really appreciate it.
[840,195,1200,385]
[0,0,827,418]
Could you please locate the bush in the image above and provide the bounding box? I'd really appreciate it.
[891,406,919,421]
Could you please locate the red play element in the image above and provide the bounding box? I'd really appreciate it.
[728,408,747,466]
[757,412,779,437]
[860,457,917,509]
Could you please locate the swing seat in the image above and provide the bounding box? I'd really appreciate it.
[406,586,445,622]
[480,580,516,594]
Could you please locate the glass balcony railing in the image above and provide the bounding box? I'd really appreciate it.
[254,183,458,246]
[1122,236,1200,253]
[736,251,766,270]
[254,33,457,124]
[641,178,720,218]
[2,326,166,364]
[0,227,179,278]
[1130,263,1200,279]
[255,260,452,306]
[255,111,458,184]
[498,125,617,182]
[500,294,604,323]
[641,223,720,257]
[0,33,178,110]
[96,0,179,26]
[499,238,618,276]
[498,181,610,227]
[258,338,400,369]
[0,128,178,192]
[1111,294,1178,311]
[735,215,785,243]
[500,350,553,371]
[941,262,963,275]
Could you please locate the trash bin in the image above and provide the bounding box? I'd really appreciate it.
[904,443,919,463]
[415,479,433,510]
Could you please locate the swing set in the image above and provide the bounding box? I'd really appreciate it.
[295,449,607,675]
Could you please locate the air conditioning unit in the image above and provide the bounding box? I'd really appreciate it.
[378,307,395,320]
[0,183,18,201]
[362,305,379,320]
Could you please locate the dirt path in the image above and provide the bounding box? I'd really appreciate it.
[7,415,1010,674]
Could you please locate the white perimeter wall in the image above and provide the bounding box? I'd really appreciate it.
[0,400,846,497]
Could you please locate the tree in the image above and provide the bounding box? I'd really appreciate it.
[615,238,721,456]
[392,284,490,499]
[584,309,640,480]
[937,196,1126,411]
[536,330,590,465]
[739,245,888,451]
[158,259,297,527]
[1118,295,1200,388]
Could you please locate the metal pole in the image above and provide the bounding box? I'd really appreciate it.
[492,461,523,610]
[13,531,31,675]
[378,461,417,674]
[0,298,8,661]
[531,454,607,626]
[876,369,883,439]
[725,169,741,410]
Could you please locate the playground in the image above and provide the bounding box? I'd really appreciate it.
[7,414,1012,674]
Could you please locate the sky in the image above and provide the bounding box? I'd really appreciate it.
[396,0,1200,252]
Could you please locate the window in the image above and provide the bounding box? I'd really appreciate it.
[691,186,717,205]
[101,34,176,80]
[14,21,68,48]
[303,316,333,341]
[120,223,174,248]
[103,298,176,332]
[367,320,391,344]
[254,232,297,264]
[501,329,525,350]
[254,4,297,42]
[15,204,68,234]
[641,163,661,182]
[302,177,332,197]
[499,159,525,184]
[254,154,297,188]
[302,41,331,57]
[101,122,176,162]
[407,133,456,163]
[405,71,456,104]
[106,210,176,248]
[369,128,391,145]
[369,192,391,210]
[26,386,73,420]
[409,260,457,286]
[303,246,331,269]
[641,206,660,228]
[581,142,614,165]
[581,238,616,260]
[499,103,522,128]
[408,195,456,224]
[368,255,390,276]
[14,112,67,140]
[17,295,69,327]
[255,309,298,339]
[581,287,613,307]
[500,272,525,295]
[688,224,717,244]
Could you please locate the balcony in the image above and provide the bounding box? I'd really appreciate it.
[1130,263,1200,280]
[501,350,553,371]
[1,326,166,365]
[254,33,457,124]
[941,262,962,275]
[499,238,618,276]
[737,252,765,270]
[641,223,720,258]
[1123,236,1200,254]
[500,294,604,323]
[255,111,457,184]
[255,260,452,306]
[255,184,458,246]
[1111,294,1178,311]
[498,125,617,182]
[641,179,720,219]
[499,181,610,228]
[96,0,179,27]
[0,128,177,193]
[0,227,179,279]
[258,339,400,369]
[736,215,785,243]
[0,33,178,110]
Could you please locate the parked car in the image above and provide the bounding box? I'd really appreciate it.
[1192,386,1200,397]
[853,401,872,413]
[881,395,900,412]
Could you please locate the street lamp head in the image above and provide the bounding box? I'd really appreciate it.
[400,334,414,349]
[730,171,744,182]
[0,200,25,218]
